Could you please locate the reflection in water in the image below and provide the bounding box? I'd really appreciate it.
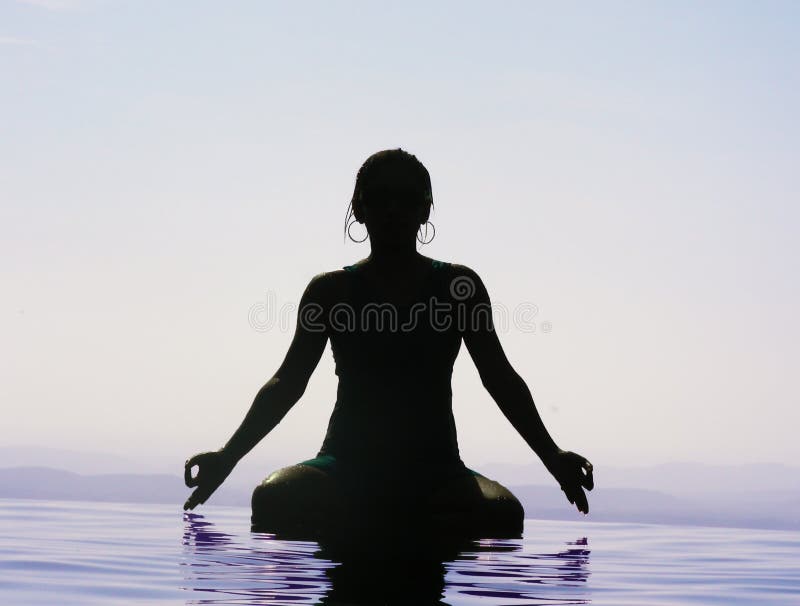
[447,536,590,604]
[182,513,590,605]
[182,512,333,604]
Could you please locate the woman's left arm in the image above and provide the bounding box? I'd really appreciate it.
[456,265,594,513]
[454,265,557,458]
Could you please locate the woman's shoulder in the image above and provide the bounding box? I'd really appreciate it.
[309,258,482,287]
[304,262,369,303]
[319,258,480,276]
[418,255,461,272]
[340,256,370,274]
[439,260,483,281]
[434,261,489,304]
[308,267,352,289]
[302,259,487,308]
[428,257,450,270]
[340,256,453,272]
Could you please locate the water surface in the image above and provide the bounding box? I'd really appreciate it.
[1,498,798,605]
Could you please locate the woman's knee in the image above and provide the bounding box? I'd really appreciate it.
[474,475,525,519]
[429,472,524,537]
[251,463,345,523]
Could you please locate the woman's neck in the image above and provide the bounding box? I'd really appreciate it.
[366,243,422,271]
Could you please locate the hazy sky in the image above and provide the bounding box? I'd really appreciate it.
[2,1,798,472]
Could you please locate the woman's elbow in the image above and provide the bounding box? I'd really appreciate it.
[260,375,306,404]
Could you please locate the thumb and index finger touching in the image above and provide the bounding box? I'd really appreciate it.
[558,455,594,515]
[183,455,212,510]
[559,453,595,490]
[184,454,202,488]
[581,458,594,491]
[183,453,229,510]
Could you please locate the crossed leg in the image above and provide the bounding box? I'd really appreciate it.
[426,470,525,538]
[251,461,524,539]
[251,463,348,537]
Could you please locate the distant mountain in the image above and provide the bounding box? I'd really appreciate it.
[0,446,141,473]
[0,466,797,531]
[6,446,797,500]
[0,446,161,475]
[480,461,800,498]
[508,484,800,530]
[0,445,286,478]
[0,467,249,507]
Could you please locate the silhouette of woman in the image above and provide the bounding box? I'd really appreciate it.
[183,149,594,539]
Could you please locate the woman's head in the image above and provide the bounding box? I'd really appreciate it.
[344,149,434,245]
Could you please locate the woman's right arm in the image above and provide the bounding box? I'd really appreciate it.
[183,273,330,510]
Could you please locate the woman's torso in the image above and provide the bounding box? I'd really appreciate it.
[317,257,465,469]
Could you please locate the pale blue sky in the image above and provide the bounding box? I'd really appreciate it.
[2,1,798,471]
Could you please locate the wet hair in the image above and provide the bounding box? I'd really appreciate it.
[343,148,434,242]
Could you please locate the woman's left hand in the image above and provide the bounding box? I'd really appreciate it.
[543,449,594,514]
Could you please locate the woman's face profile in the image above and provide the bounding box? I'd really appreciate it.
[359,161,428,245]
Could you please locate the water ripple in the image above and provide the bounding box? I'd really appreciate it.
[1,499,799,605]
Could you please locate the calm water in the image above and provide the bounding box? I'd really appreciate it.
[0,498,798,605]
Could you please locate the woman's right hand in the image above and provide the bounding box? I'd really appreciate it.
[183,450,236,510]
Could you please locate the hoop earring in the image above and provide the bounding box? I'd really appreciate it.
[417,220,435,245]
[347,219,369,243]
